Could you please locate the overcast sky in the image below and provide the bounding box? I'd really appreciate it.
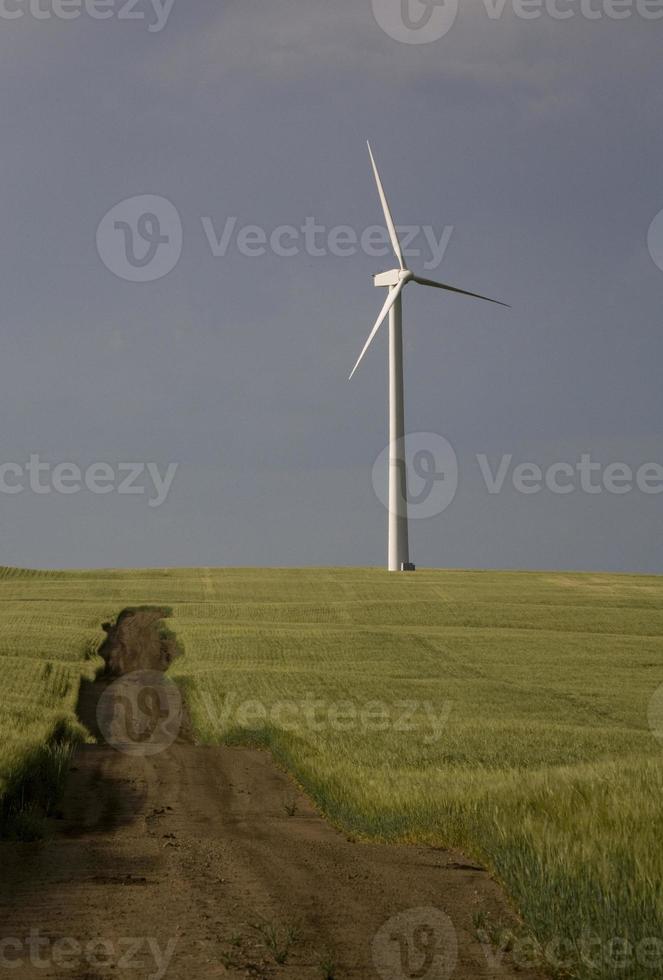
[0,0,662,572]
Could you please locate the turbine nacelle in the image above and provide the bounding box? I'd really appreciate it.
[373,269,413,288]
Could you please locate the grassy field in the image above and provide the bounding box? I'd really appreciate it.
[2,565,663,978]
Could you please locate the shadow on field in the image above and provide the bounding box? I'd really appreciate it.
[67,606,192,836]
[75,606,185,742]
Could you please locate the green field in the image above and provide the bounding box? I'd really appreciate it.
[2,565,663,978]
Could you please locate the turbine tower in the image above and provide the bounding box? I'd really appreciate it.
[350,143,509,572]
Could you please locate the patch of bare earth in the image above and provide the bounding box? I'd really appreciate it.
[0,609,547,979]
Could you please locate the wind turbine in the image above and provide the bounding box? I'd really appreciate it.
[350,143,509,572]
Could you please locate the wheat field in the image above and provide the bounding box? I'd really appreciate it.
[2,565,663,978]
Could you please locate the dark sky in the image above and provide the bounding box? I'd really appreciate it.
[1,0,662,571]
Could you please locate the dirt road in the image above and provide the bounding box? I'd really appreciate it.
[0,611,546,980]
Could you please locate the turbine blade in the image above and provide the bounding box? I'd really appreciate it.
[413,275,510,308]
[367,142,405,271]
[349,282,404,380]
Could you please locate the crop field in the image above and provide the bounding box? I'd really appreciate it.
[2,565,663,978]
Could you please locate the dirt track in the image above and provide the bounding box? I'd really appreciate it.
[0,611,546,980]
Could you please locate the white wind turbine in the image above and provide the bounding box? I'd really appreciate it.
[350,143,509,572]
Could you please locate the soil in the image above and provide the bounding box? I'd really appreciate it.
[0,610,547,980]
